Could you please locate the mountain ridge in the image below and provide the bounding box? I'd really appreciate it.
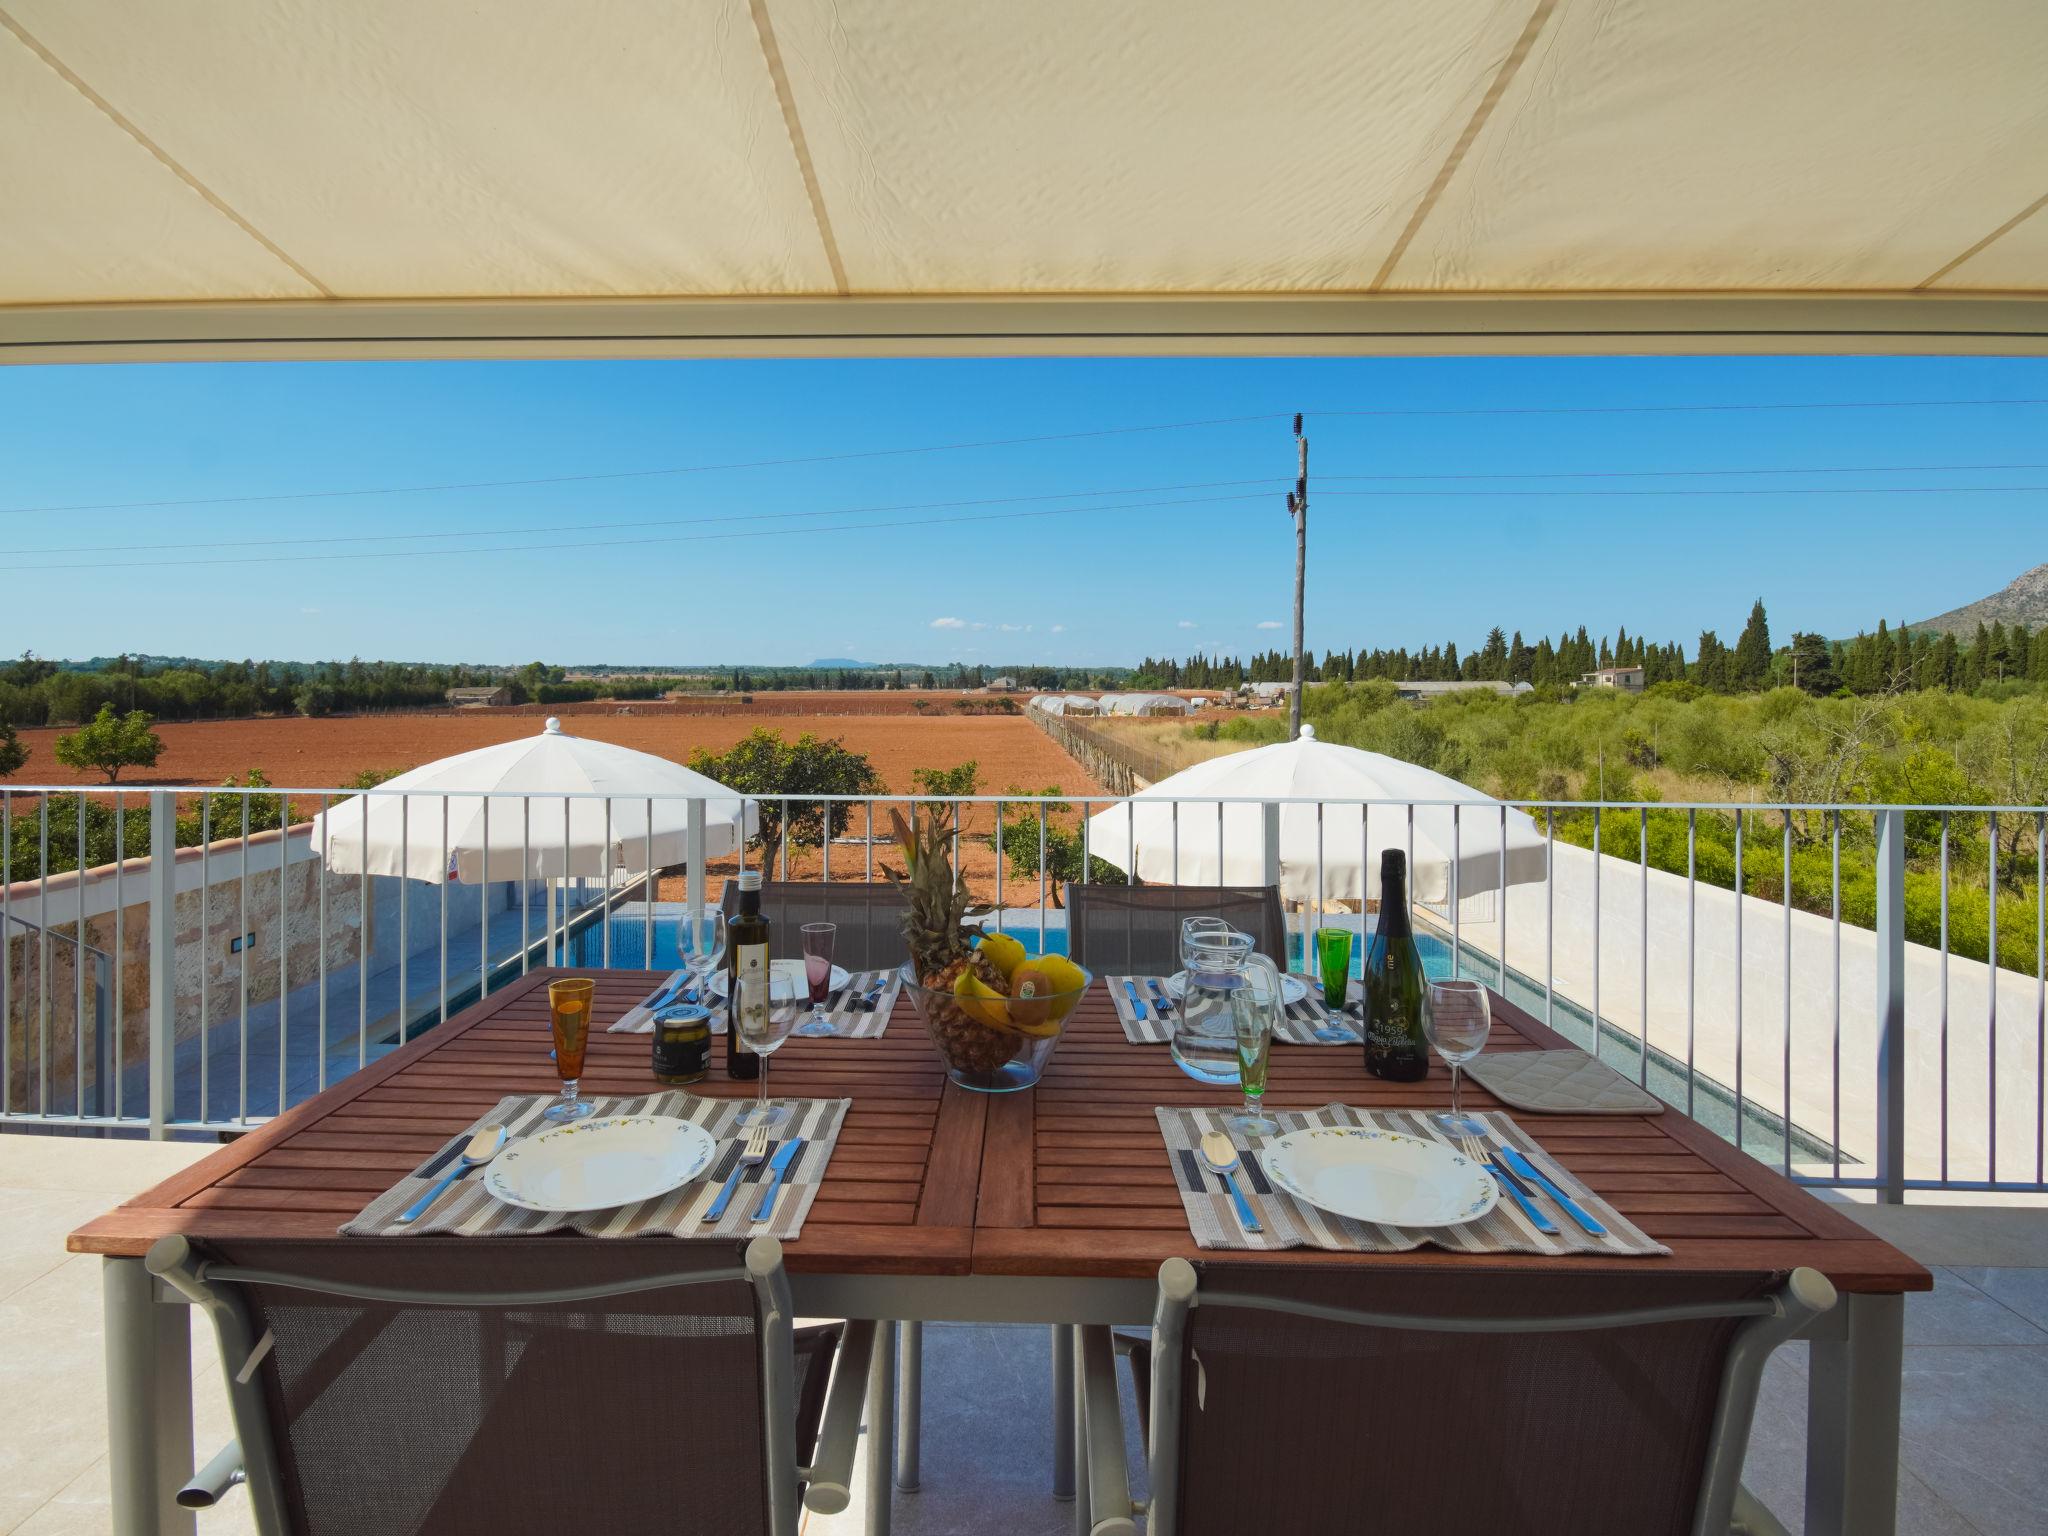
[1916,563,2048,636]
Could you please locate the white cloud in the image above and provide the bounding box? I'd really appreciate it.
[1255,620,1284,630]
[929,617,968,630]
[300,607,321,615]
[1177,620,1198,630]
[997,623,1032,633]
[1050,624,1065,634]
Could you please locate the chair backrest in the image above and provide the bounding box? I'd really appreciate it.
[1145,1259,1833,1536]
[148,1234,812,1536]
[720,880,911,972]
[1066,883,1286,973]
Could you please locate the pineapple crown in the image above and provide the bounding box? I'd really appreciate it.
[886,805,986,976]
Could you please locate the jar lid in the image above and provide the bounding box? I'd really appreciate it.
[653,1003,712,1028]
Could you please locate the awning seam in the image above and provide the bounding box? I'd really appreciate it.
[1369,0,1560,292]
[0,6,334,300]
[746,0,850,296]
[1919,190,2048,290]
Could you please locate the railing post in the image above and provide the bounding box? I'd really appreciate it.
[147,791,177,1139]
[1874,808,1907,1203]
[687,798,706,933]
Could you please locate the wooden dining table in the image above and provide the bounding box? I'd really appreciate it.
[72,967,1928,1536]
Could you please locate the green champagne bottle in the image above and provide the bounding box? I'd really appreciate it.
[1363,849,1429,1082]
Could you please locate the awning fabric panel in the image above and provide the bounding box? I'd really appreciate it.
[1405,0,2048,292]
[1,0,2043,357]
[7,0,833,300]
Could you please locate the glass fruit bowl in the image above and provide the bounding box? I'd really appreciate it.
[896,953,1093,1093]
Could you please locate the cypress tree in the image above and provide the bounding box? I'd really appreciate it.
[1733,599,1772,690]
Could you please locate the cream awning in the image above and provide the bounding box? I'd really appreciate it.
[3,1,2044,360]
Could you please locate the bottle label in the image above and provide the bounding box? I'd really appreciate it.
[734,942,769,1049]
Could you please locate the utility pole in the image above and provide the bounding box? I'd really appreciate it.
[1286,413,1307,741]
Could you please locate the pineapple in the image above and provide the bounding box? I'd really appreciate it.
[888,806,1019,1073]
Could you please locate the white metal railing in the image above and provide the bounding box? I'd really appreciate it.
[2,784,2043,1201]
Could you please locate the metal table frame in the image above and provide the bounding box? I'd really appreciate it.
[103,1261,1903,1536]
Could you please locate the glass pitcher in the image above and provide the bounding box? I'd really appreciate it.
[1171,927,1283,1086]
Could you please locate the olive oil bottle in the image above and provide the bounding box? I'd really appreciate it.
[725,871,769,1080]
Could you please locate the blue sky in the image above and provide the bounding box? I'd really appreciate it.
[1,354,2042,668]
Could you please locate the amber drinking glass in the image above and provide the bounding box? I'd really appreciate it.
[546,978,596,1123]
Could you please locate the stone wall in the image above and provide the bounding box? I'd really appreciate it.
[3,859,364,1113]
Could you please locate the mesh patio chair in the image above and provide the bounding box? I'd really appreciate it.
[720,880,911,972]
[1075,1259,1835,1536]
[1065,883,1287,974]
[147,1233,876,1536]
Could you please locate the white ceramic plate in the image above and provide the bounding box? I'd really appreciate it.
[484,1115,717,1214]
[705,958,850,1002]
[1260,1126,1498,1229]
[1161,969,1310,1007]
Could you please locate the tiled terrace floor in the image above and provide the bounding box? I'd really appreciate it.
[4,1138,2043,1534]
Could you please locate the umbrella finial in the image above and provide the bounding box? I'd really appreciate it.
[544,716,562,734]
[1298,722,1316,740]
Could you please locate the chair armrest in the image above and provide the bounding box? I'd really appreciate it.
[1078,1325,1139,1536]
[801,1318,877,1514]
[177,1440,246,1510]
[1729,1483,1792,1536]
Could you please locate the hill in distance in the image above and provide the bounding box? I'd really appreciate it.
[1916,563,2048,636]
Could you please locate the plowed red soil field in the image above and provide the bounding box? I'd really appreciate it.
[11,709,1106,906]
[13,709,1096,795]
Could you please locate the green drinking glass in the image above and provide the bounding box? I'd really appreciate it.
[1315,927,1354,1010]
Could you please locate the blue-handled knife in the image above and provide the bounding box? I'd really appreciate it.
[750,1137,804,1224]
[1485,1158,1558,1235]
[1496,1143,1607,1237]
[1122,980,1148,1021]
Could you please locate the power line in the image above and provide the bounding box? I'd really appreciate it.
[0,412,1288,516]
[1312,397,2048,418]
[1317,484,2048,499]
[9,490,1272,572]
[0,477,1280,558]
[1318,461,2048,482]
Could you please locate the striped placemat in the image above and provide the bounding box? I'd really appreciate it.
[341,1090,848,1241]
[608,970,688,1033]
[607,969,900,1040]
[1156,1104,1668,1258]
[1108,975,1362,1046]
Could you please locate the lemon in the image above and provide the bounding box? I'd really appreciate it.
[976,931,1028,982]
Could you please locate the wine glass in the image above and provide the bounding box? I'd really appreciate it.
[793,922,839,1037]
[735,969,799,1128]
[677,909,727,1002]
[545,978,596,1123]
[1314,927,1353,1009]
[1424,980,1491,1128]
[1227,968,1280,1138]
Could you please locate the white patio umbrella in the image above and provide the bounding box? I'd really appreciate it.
[1085,724,1547,906]
[310,717,755,885]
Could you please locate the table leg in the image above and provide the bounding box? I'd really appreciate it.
[1051,1323,1075,1500]
[103,1257,196,1536]
[1804,1292,1903,1536]
[866,1320,897,1536]
[894,1321,922,1492]
[1072,1326,1091,1536]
